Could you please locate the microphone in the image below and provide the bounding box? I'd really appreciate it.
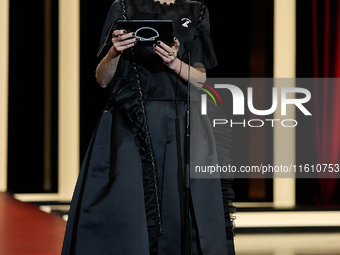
[183,39,197,53]
[183,38,196,255]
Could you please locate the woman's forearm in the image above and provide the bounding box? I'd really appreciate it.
[96,31,137,88]
[95,46,121,88]
[167,58,206,87]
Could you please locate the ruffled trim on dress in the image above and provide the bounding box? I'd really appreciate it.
[111,58,163,242]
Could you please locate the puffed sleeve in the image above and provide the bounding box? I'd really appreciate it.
[192,6,218,70]
[97,0,124,58]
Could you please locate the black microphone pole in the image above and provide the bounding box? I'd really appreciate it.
[183,39,196,255]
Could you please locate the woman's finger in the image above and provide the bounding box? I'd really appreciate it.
[156,38,180,53]
[119,32,136,41]
[112,29,127,38]
[112,32,135,43]
[172,37,180,52]
[156,40,172,53]
[153,47,167,62]
[154,43,173,58]
[112,32,137,51]
[153,45,177,67]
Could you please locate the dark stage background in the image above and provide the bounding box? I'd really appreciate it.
[4,0,280,203]
[8,0,338,207]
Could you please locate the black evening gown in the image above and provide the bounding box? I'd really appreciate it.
[61,0,235,254]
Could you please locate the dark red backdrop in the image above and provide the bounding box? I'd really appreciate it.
[312,0,340,206]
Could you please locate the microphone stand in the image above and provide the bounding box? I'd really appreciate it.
[183,39,195,255]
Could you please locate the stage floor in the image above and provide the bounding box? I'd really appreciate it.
[0,192,66,255]
[1,192,339,255]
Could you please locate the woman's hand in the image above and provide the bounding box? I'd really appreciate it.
[96,30,137,88]
[153,37,181,71]
[110,29,138,57]
[153,37,206,85]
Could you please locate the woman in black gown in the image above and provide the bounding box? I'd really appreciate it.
[62,0,235,254]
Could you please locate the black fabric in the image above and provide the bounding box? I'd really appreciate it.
[61,1,234,254]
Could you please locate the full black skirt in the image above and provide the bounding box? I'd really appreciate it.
[61,98,234,254]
